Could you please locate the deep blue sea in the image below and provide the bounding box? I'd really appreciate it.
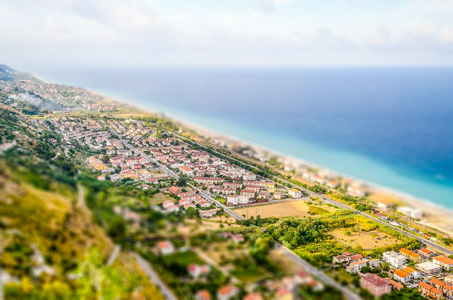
[40,67,453,208]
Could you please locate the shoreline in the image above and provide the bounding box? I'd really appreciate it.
[46,79,453,235]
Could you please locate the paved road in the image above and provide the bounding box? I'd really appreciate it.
[118,131,361,300]
[275,242,361,300]
[276,178,453,256]
[107,245,121,266]
[132,252,178,300]
[77,184,85,207]
[169,131,453,256]
[193,249,239,284]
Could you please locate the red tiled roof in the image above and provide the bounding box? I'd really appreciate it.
[362,274,389,287]
[394,269,410,278]
[419,282,432,290]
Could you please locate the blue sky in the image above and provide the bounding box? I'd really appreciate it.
[1,0,453,71]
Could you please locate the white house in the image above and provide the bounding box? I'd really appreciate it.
[383,251,407,269]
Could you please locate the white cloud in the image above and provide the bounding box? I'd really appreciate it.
[0,0,452,70]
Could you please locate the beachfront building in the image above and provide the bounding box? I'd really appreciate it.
[360,274,392,298]
[397,206,423,219]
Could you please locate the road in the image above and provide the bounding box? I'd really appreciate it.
[107,245,121,266]
[77,184,85,207]
[132,252,178,300]
[193,249,240,284]
[117,131,360,300]
[275,242,361,300]
[168,131,453,256]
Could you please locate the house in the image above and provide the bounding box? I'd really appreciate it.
[346,259,369,274]
[168,186,181,195]
[257,190,269,200]
[282,276,297,291]
[240,189,256,198]
[166,204,179,213]
[333,255,350,264]
[418,282,443,300]
[217,285,239,300]
[368,259,381,269]
[402,266,420,279]
[273,191,285,200]
[383,251,407,269]
[145,178,159,184]
[419,248,437,258]
[245,185,261,193]
[195,290,211,300]
[416,261,443,275]
[195,177,224,185]
[275,288,293,300]
[432,255,453,270]
[199,209,220,218]
[360,274,392,298]
[232,234,244,244]
[243,293,262,300]
[288,189,302,198]
[376,200,392,211]
[442,283,453,298]
[294,271,312,285]
[223,182,242,189]
[397,206,423,219]
[198,200,211,208]
[393,269,410,283]
[409,252,422,262]
[179,166,194,177]
[188,264,211,278]
[384,278,403,291]
[162,200,174,209]
[227,195,249,206]
[156,241,175,255]
[399,248,412,257]
[178,191,197,198]
[349,254,364,263]
[183,203,196,210]
[431,278,446,290]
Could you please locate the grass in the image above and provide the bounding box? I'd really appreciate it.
[230,266,266,282]
[330,229,400,251]
[149,192,175,205]
[0,176,113,273]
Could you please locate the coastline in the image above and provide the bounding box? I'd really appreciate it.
[46,79,453,236]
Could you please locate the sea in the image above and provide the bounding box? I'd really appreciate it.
[39,67,453,209]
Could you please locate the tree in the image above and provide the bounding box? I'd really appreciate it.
[107,217,127,240]
[176,176,187,187]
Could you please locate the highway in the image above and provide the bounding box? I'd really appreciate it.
[118,134,360,300]
[167,131,453,256]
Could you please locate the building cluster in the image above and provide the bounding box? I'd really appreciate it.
[163,187,219,215]
[333,247,453,298]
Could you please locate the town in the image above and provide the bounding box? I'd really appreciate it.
[1,65,453,299]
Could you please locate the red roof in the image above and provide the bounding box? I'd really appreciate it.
[419,282,432,290]
[362,274,389,287]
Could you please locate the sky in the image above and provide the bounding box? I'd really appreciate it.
[1,0,453,72]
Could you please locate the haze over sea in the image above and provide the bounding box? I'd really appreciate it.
[42,67,453,208]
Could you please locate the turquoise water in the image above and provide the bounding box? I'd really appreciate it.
[40,67,453,208]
